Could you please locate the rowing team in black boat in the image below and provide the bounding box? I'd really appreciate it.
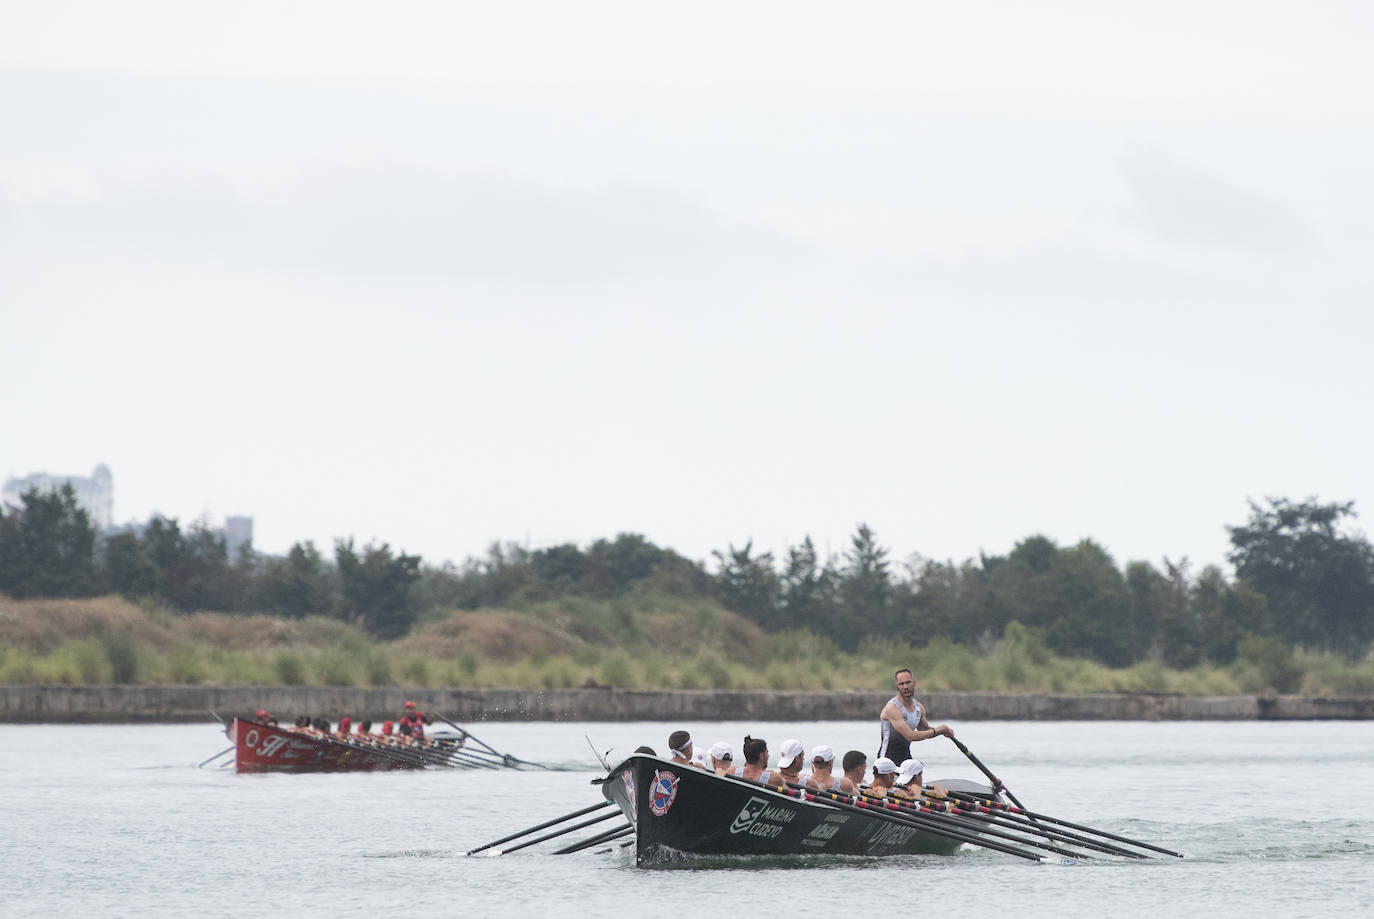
[655,730,949,802]
[646,666,960,802]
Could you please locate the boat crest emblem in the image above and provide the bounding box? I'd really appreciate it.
[729,796,770,834]
[649,769,679,816]
[622,768,635,804]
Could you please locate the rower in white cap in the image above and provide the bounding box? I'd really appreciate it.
[707,740,734,775]
[774,738,805,786]
[805,745,842,792]
[864,756,899,797]
[893,757,948,800]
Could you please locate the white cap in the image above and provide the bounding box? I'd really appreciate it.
[872,757,898,775]
[709,741,733,763]
[692,749,707,766]
[776,738,805,769]
[810,744,835,765]
[897,758,924,785]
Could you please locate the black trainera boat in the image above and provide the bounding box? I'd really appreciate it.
[600,753,1004,866]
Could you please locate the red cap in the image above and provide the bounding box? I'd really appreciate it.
[255,709,269,720]
[404,700,416,709]
[382,721,393,734]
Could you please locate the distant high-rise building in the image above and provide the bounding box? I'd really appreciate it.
[224,515,254,555]
[1,464,114,530]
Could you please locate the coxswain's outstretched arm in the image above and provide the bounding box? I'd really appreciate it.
[882,700,953,743]
[916,708,955,741]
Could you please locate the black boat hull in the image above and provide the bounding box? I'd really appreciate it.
[601,755,975,866]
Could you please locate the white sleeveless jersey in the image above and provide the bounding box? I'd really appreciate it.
[733,766,773,785]
[877,695,923,763]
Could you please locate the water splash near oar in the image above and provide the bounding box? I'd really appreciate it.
[430,712,549,770]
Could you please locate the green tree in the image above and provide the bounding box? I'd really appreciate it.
[1190,564,1265,663]
[1125,559,1198,666]
[101,529,158,598]
[1042,540,1135,666]
[260,541,332,617]
[711,540,779,626]
[0,486,98,598]
[583,533,666,595]
[777,536,835,633]
[1227,498,1374,656]
[903,558,973,644]
[836,523,893,646]
[531,543,588,594]
[335,538,421,638]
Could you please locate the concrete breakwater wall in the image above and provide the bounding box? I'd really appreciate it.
[2,684,1373,723]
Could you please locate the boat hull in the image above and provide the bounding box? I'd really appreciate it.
[231,719,421,773]
[601,754,970,865]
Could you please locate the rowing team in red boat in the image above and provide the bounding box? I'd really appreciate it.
[250,700,454,751]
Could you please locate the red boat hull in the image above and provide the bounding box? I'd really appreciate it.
[231,719,421,774]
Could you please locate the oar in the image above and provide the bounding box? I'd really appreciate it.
[500,810,622,854]
[340,736,432,770]
[916,789,1149,859]
[419,741,499,770]
[552,824,634,854]
[355,736,431,769]
[856,789,1095,861]
[438,749,501,770]
[467,800,614,855]
[941,788,1184,858]
[430,712,549,770]
[835,785,1093,857]
[198,746,234,768]
[947,736,1037,818]
[764,781,1067,863]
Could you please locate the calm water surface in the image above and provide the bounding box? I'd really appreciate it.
[3,719,1372,918]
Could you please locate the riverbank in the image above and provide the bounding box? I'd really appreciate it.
[3,684,1372,722]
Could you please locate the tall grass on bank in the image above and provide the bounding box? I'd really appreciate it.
[2,593,1372,695]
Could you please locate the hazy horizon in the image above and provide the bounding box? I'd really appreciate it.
[4,1,1372,577]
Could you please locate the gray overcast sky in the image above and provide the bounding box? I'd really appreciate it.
[3,1,1372,574]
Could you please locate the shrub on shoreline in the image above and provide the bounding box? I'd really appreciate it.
[1,594,1371,695]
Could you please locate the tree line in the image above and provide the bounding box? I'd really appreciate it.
[2,486,1371,663]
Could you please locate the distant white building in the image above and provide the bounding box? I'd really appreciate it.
[1,463,114,530]
[3,465,257,552]
[224,515,254,555]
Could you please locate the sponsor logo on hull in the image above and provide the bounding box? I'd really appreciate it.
[649,770,680,816]
[729,796,796,839]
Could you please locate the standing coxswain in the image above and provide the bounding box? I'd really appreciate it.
[877,668,953,765]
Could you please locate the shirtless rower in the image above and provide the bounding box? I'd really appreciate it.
[707,741,734,775]
[774,739,805,786]
[668,730,706,770]
[865,757,899,796]
[877,669,953,766]
[838,750,867,794]
[733,736,772,784]
[892,758,948,801]
[805,745,841,792]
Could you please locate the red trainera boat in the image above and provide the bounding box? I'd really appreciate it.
[230,718,430,773]
[225,717,547,774]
